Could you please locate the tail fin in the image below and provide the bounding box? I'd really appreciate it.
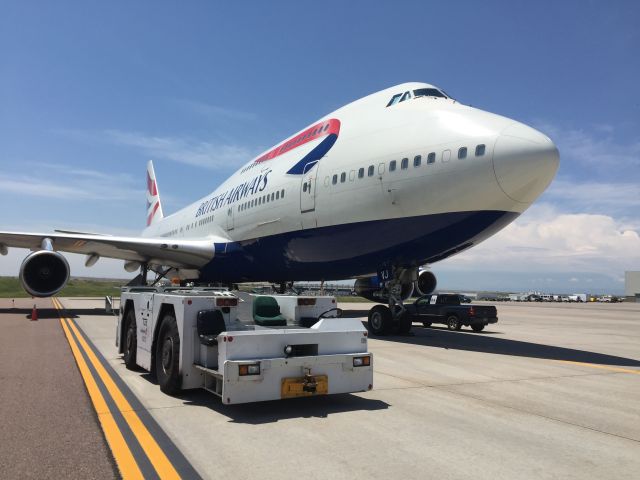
[146,160,164,227]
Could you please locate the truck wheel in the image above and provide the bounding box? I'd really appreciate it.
[156,313,181,395]
[368,305,392,335]
[422,322,432,328]
[123,309,137,370]
[447,315,461,331]
[471,324,485,332]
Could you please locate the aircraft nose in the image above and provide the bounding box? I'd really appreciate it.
[492,123,560,203]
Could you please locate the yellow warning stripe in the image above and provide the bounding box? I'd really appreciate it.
[55,298,143,479]
[53,298,181,480]
[557,360,640,375]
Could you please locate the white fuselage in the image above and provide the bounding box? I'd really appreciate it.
[142,82,559,282]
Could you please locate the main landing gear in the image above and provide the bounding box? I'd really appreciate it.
[367,275,413,336]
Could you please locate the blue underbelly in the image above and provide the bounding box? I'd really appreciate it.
[199,210,518,282]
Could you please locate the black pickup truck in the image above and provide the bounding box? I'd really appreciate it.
[403,294,498,332]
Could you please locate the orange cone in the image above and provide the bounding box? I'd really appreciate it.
[31,304,38,321]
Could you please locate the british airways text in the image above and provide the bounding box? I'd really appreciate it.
[195,170,271,218]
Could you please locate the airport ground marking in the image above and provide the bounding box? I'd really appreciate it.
[53,298,181,480]
[54,298,144,479]
[557,360,640,376]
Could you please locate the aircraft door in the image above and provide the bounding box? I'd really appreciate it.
[300,161,318,214]
[226,206,234,231]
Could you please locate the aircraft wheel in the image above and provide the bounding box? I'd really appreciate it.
[123,309,137,370]
[156,313,181,395]
[368,305,392,335]
[396,312,413,335]
[447,315,461,331]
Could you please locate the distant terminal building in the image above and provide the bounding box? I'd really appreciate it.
[625,271,640,302]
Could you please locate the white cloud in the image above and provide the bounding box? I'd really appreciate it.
[534,122,640,171]
[545,179,640,214]
[443,205,640,280]
[0,169,141,201]
[0,176,81,199]
[104,130,259,169]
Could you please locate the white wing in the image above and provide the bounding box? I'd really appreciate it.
[0,231,223,269]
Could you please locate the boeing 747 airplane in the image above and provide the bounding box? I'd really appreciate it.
[0,82,559,334]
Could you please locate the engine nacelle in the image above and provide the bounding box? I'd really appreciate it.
[354,276,414,303]
[415,270,437,296]
[20,250,70,297]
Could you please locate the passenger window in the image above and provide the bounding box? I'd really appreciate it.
[324,124,329,132]
[367,165,375,177]
[340,172,346,183]
[378,163,385,175]
[358,168,365,178]
[276,191,280,200]
[281,189,285,198]
[475,144,486,156]
[458,147,467,159]
[442,150,451,162]
[390,160,397,172]
[427,152,436,164]
[414,155,421,167]
[303,183,308,192]
[401,158,408,169]
[271,192,275,201]
[332,174,338,185]
[349,170,355,181]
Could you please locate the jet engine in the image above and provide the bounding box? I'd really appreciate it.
[354,276,414,303]
[20,250,70,297]
[414,270,437,296]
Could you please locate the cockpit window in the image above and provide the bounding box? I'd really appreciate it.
[386,94,403,107]
[386,91,413,107]
[413,88,447,99]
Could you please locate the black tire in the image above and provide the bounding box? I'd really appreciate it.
[156,313,181,395]
[396,312,413,335]
[422,322,432,328]
[471,324,485,332]
[368,305,392,335]
[123,309,137,370]
[447,315,461,331]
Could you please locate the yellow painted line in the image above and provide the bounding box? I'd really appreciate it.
[55,298,143,479]
[557,360,640,376]
[53,298,181,480]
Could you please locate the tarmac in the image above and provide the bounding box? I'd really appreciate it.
[1,297,639,479]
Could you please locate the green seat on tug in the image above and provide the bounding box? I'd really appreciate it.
[252,296,287,326]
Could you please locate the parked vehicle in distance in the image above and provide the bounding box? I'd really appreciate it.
[402,294,498,332]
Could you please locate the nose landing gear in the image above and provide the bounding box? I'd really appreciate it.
[367,270,414,336]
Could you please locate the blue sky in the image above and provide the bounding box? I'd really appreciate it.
[1,1,639,293]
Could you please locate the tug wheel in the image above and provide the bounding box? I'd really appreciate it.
[156,313,181,395]
[123,309,137,370]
